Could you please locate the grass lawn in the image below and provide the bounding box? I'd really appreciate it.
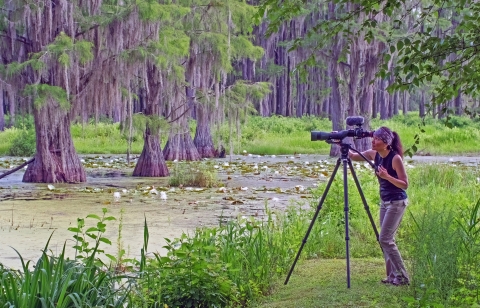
[254,258,411,308]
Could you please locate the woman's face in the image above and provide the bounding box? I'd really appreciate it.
[372,136,388,151]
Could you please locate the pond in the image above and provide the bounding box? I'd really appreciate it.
[0,154,333,269]
[1,154,479,269]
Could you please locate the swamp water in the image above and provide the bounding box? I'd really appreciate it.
[1,154,479,269]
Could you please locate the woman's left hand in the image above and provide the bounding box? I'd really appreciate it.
[376,165,390,179]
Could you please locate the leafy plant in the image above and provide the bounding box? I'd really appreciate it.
[8,128,35,156]
[0,234,129,307]
[169,161,221,187]
[68,207,117,264]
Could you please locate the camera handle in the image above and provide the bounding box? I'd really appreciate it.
[284,142,381,288]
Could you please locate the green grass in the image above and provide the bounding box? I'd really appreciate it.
[252,258,411,308]
[1,113,479,156]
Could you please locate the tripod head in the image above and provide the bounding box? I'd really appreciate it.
[325,141,376,170]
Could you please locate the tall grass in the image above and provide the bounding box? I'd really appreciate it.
[2,112,479,156]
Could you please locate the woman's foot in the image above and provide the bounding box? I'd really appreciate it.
[381,278,392,284]
[391,277,410,286]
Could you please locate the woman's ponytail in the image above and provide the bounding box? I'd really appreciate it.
[390,131,404,158]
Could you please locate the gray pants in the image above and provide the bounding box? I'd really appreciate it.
[379,199,409,283]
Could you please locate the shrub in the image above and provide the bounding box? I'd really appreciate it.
[169,161,221,187]
[8,129,35,156]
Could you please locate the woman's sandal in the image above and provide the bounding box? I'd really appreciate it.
[391,278,410,286]
[381,278,392,284]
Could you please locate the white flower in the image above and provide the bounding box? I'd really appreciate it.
[295,185,305,192]
[113,192,121,202]
[160,191,167,200]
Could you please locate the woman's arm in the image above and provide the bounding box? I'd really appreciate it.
[376,155,409,189]
[348,149,376,162]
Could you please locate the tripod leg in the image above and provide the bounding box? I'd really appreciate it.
[347,159,381,249]
[284,158,342,285]
[342,158,351,288]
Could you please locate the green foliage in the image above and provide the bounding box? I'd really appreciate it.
[168,161,221,187]
[8,128,35,157]
[154,235,240,307]
[120,113,169,137]
[68,207,117,263]
[24,84,70,110]
[0,209,129,308]
[450,199,480,306]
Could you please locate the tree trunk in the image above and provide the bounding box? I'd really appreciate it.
[193,104,216,158]
[419,90,425,117]
[133,127,169,177]
[0,90,4,131]
[454,90,462,115]
[403,91,409,115]
[23,99,86,183]
[132,63,169,176]
[329,56,343,157]
[379,79,389,119]
[163,128,201,161]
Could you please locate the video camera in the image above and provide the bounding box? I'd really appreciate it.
[311,116,374,142]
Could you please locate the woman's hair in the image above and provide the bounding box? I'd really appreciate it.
[379,126,404,158]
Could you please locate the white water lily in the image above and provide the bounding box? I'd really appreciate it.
[295,185,305,192]
[160,191,167,200]
[113,192,121,202]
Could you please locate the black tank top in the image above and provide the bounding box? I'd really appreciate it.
[374,151,407,201]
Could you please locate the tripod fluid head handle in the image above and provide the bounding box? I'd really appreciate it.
[340,143,376,170]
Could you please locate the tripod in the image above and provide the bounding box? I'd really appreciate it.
[284,141,380,288]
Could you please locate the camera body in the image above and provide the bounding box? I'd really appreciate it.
[311,116,374,142]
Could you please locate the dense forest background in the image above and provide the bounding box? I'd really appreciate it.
[1,0,479,183]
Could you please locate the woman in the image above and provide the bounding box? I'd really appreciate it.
[348,126,410,286]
